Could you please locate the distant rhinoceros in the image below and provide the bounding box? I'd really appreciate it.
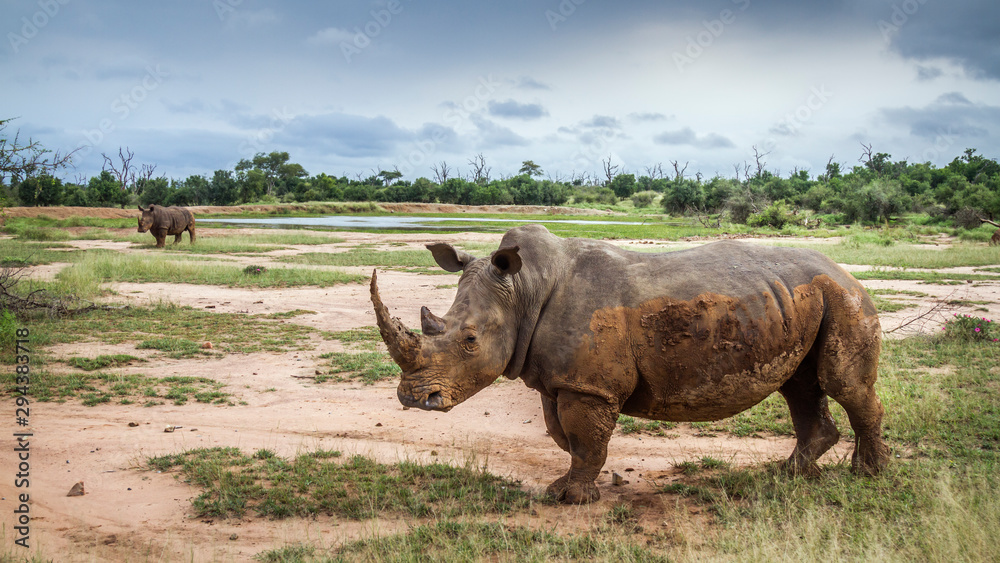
[372,224,891,504]
[137,205,196,248]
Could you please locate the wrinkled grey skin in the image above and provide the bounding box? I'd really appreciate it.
[372,224,889,504]
[137,205,195,247]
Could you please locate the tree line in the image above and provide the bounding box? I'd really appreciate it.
[2,119,998,227]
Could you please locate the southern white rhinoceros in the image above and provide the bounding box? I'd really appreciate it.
[371,224,889,504]
[137,204,196,248]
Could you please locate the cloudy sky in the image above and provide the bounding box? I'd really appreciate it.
[4,0,999,184]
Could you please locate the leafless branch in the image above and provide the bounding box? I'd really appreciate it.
[602,155,619,185]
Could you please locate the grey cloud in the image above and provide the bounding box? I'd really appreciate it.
[488,100,549,120]
[875,1,1000,80]
[915,65,944,81]
[880,95,1000,140]
[628,112,670,122]
[582,115,621,129]
[515,76,550,90]
[654,127,735,149]
[470,115,529,148]
[277,113,414,158]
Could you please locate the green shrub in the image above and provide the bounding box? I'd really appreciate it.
[746,200,795,229]
[630,190,657,208]
[942,313,999,343]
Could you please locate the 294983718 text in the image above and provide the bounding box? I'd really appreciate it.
[12,327,32,549]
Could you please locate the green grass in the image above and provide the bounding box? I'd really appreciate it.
[66,353,143,370]
[0,237,81,266]
[55,252,364,293]
[323,326,384,350]
[852,268,1000,283]
[276,248,438,269]
[30,303,318,355]
[316,351,400,384]
[617,414,677,435]
[802,239,1000,269]
[12,370,231,406]
[147,448,530,520]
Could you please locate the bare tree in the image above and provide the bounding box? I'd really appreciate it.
[468,153,491,185]
[752,145,770,179]
[601,154,619,185]
[670,160,689,180]
[644,163,665,180]
[431,161,451,184]
[102,147,136,196]
[859,142,874,168]
[0,117,76,185]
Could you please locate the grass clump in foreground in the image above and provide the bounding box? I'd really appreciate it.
[17,370,230,406]
[33,303,317,354]
[316,351,400,384]
[55,252,364,294]
[147,448,531,520]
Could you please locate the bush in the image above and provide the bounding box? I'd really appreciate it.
[942,313,999,343]
[630,191,657,208]
[953,207,988,230]
[746,200,795,229]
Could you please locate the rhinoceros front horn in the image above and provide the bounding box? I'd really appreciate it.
[370,270,423,372]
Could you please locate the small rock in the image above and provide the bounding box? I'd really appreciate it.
[484,411,490,416]
[522,419,532,424]
[190,428,198,432]
[202,341,213,349]
[128,422,139,427]
[402,406,410,411]
[612,472,625,486]
[164,425,177,433]
[430,450,439,456]
[229,534,238,541]
[67,481,85,497]
[375,422,383,427]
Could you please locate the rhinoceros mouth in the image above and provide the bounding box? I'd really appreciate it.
[397,387,453,412]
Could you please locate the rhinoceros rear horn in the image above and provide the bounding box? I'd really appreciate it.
[370,270,423,372]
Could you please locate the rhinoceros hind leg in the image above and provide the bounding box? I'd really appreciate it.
[816,294,890,476]
[779,363,840,476]
[173,234,183,245]
[544,390,617,504]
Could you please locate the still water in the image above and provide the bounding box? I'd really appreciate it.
[201,215,643,230]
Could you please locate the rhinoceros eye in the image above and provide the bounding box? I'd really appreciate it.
[465,335,477,343]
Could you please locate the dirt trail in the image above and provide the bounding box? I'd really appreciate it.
[2,208,998,561]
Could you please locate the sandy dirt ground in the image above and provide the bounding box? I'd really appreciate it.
[2,208,999,561]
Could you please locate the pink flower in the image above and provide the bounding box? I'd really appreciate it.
[975,328,981,332]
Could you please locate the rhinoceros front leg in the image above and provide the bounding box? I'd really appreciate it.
[544,390,618,504]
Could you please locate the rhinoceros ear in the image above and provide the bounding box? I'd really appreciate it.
[137,205,146,212]
[490,246,522,276]
[426,243,476,272]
